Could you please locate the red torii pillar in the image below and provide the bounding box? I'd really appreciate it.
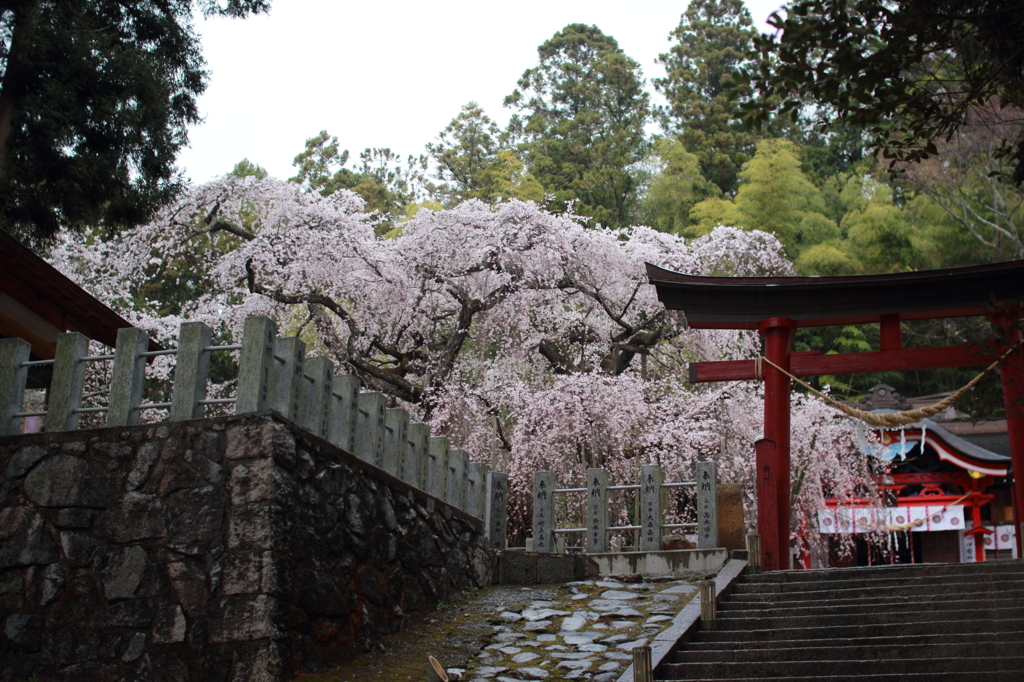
[996,312,1024,559]
[761,317,795,570]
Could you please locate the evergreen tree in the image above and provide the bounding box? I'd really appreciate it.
[290,131,426,232]
[655,0,760,195]
[505,24,650,227]
[426,102,543,205]
[0,0,270,243]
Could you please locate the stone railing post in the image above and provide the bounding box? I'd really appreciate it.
[699,579,717,628]
[640,464,664,551]
[384,408,408,478]
[271,336,305,422]
[427,437,450,500]
[106,327,150,427]
[327,374,360,452]
[467,462,489,520]
[532,470,556,553]
[586,468,609,554]
[355,391,386,467]
[405,423,430,490]
[300,356,333,438]
[235,316,277,414]
[47,332,90,432]
[170,322,213,421]
[0,337,31,437]
[485,471,508,551]
[696,461,719,549]
[446,448,468,510]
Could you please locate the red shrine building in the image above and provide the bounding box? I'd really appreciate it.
[814,383,1016,567]
[646,260,1024,570]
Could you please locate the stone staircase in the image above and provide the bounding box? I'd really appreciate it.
[659,559,1024,682]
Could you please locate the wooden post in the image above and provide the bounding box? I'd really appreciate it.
[384,408,409,478]
[467,462,489,520]
[640,465,663,551]
[107,327,150,427]
[447,448,468,510]
[271,336,305,421]
[586,468,609,554]
[755,438,779,572]
[235,316,277,414]
[170,321,213,421]
[700,579,717,629]
[632,645,653,682]
[47,332,90,432]
[0,338,30,437]
[427,655,448,682]
[427,437,450,500]
[486,472,508,551]
[328,374,360,452]
[406,422,430,490]
[696,461,719,549]
[355,391,387,467]
[532,470,556,553]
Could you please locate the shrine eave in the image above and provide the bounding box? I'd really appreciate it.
[646,260,1024,329]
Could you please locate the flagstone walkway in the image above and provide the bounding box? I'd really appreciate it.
[302,572,705,682]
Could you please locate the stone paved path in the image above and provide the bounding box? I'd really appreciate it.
[303,572,703,682]
[450,574,700,682]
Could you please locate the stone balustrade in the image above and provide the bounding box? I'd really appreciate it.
[0,316,495,525]
[528,461,719,553]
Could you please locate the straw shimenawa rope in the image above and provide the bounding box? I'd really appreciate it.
[757,337,1024,428]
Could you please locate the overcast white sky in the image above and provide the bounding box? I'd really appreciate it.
[177,1,785,183]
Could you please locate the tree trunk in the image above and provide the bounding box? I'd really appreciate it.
[0,0,43,183]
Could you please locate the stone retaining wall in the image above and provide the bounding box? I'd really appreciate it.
[0,412,491,682]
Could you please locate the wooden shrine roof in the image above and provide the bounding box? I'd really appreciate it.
[646,260,1024,329]
[0,229,157,359]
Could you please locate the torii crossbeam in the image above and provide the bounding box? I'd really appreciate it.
[647,260,1024,570]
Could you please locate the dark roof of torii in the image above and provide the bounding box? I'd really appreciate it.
[646,260,1024,329]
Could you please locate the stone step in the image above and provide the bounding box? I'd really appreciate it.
[659,655,1024,679]
[682,630,1024,652]
[672,640,1020,664]
[740,560,1024,584]
[713,605,1024,632]
[657,671,1023,682]
[693,617,1024,642]
[724,587,1024,608]
[732,574,1024,596]
[717,594,1024,618]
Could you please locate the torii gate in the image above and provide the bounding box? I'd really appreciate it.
[646,260,1024,570]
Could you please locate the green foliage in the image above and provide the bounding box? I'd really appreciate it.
[506,23,651,227]
[655,0,761,195]
[636,138,720,234]
[687,196,745,237]
[734,139,835,257]
[0,0,269,244]
[736,0,1024,185]
[793,242,863,276]
[231,158,268,179]
[290,131,426,233]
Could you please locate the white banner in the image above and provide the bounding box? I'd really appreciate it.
[818,505,965,534]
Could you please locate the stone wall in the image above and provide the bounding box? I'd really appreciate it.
[0,412,491,682]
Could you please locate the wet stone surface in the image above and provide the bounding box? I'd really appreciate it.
[461,574,699,681]
[304,573,705,682]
